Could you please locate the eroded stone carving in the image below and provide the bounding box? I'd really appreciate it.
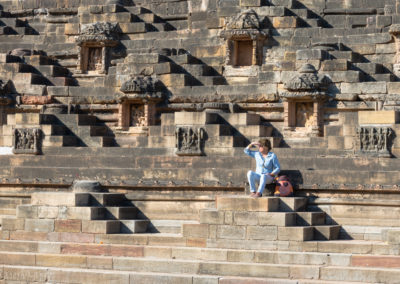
[76,22,120,43]
[120,76,161,97]
[175,126,205,156]
[13,128,42,154]
[226,9,260,30]
[356,126,394,157]
[282,64,329,99]
[130,105,146,127]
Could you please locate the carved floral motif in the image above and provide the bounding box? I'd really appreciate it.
[175,126,204,156]
[13,128,42,154]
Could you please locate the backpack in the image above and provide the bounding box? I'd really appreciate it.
[274,175,293,197]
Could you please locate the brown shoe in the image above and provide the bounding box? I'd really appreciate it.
[250,192,257,197]
[254,192,262,198]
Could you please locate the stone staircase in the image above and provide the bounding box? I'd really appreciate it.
[1,194,400,283]
[1,112,115,148]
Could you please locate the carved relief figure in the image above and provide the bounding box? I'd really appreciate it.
[130,105,146,127]
[13,128,42,154]
[357,126,394,157]
[175,126,204,156]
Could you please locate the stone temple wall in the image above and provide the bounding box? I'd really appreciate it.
[0,0,399,159]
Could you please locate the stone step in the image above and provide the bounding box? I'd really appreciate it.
[42,135,78,147]
[216,196,280,212]
[31,192,91,207]
[105,207,138,220]
[120,219,149,233]
[147,220,197,233]
[0,53,22,63]
[0,62,34,73]
[82,220,121,234]
[0,25,15,34]
[339,225,395,241]
[296,212,326,226]
[0,18,25,27]
[3,250,396,282]
[90,193,128,207]
[33,65,70,77]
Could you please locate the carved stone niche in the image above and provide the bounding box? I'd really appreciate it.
[281,64,330,137]
[356,126,394,157]
[13,128,42,154]
[175,126,205,156]
[118,76,163,134]
[75,22,120,74]
[389,24,400,77]
[220,9,267,68]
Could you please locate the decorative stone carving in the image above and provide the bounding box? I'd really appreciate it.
[120,76,162,97]
[281,64,330,137]
[175,126,205,156]
[356,126,394,157]
[75,22,120,74]
[118,76,163,131]
[282,64,329,100]
[226,9,260,30]
[76,22,119,43]
[220,9,267,67]
[13,128,42,154]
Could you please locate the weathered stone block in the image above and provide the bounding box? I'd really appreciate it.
[182,224,209,238]
[82,220,120,234]
[217,225,246,240]
[38,206,59,219]
[341,82,386,94]
[36,254,87,268]
[233,212,259,226]
[17,205,38,218]
[247,226,278,240]
[15,113,41,125]
[258,212,296,226]
[25,219,55,232]
[279,226,314,241]
[321,59,348,71]
[1,218,24,231]
[240,0,261,6]
[64,23,79,35]
[296,49,329,60]
[200,210,225,225]
[273,17,297,28]
[55,220,82,233]
[31,192,90,207]
[3,266,47,282]
[359,111,400,124]
[174,112,219,125]
[216,196,279,212]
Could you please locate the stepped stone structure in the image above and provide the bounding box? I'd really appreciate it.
[0,0,399,282]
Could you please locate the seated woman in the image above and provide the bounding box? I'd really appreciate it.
[244,138,280,197]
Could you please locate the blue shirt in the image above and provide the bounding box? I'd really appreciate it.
[244,148,281,175]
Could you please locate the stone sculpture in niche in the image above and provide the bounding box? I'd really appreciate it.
[281,64,330,137]
[220,9,267,67]
[175,126,205,156]
[75,22,120,74]
[356,126,394,157]
[13,128,42,154]
[118,76,163,133]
